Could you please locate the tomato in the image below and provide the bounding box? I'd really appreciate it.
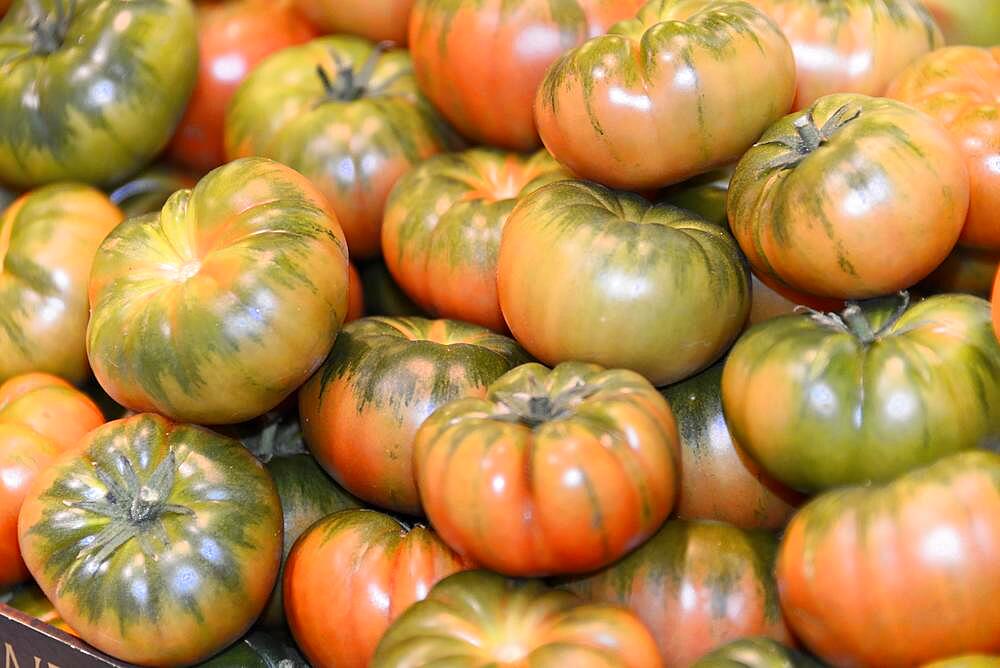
[692,638,823,668]
[923,659,1000,668]
[415,361,679,576]
[87,157,350,425]
[724,293,1000,494]
[921,0,1000,47]
[660,361,801,530]
[535,0,795,190]
[994,267,1000,342]
[347,262,364,322]
[1,582,76,637]
[167,0,316,173]
[746,0,942,111]
[300,316,528,514]
[409,0,644,151]
[1,184,122,384]
[0,373,104,452]
[359,260,427,317]
[0,0,196,187]
[107,163,199,219]
[382,148,572,331]
[887,46,1000,250]
[921,246,1000,298]
[373,569,664,667]
[284,509,473,668]
[729,94,969,299]
[261,454,362,627]
[200,630,308,667]
[295,0,413,43]
[777,451,1000,667]
[498,179,750,387]
[657,168,733,227]
[0,427,56,587]
[225,36,458,259]
[748,272,844,328]
[18,413,283,666]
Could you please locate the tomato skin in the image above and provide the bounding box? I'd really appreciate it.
[993,268,1000,342]
[408,0,644,151]
[498,179,750,387]
[0,373,104,452]
[347,262,364,322]
[284,509,473,668]
[887,46,1000,250]
[922,658,1000,668]
[921,0,1000,48]
[748,273,844,328]
[295,0,413,43]
[0,0,197,187]
[107,164,199,219]
[225,36,458,258]
[535,0,796,190]
[921,246,1000,298]
[415,362,680,576]
[729,94,969,300]
[299,316,529,514]
[0,426,57,587]
[722,294,1000,494]
[777,451,1000,667]
[168,0,316,173]
[1,184,123,385]
[692,638,823,668]
[359,259,427,317]
[17,413,283,667]
[372,569,665,667]
[746,0,942,111]
[199,631,308,667]
[87,157,350,425]
[382,148,572,331]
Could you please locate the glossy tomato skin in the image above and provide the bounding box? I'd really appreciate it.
[563,520,792,667]
[0,184,122,384]
[729,94,969,299]
[295,0,413,43]
[536,0,796,190]
[723,294,1000,494]
[299,316,529,514]
[168,0,316,173]
[226,36,458,258]
[409,0,645,151]
[372,569,665,668]
[199,631,308,667]
[777,451,1000,667]
[922,0,1000,47]
[921,246,1000,298]
[660,361,800,530]
[746,0,942,111]
[382,148,572,331]
[0,373,104,453]
[498,180,750,387]
[87,157,350,425]
[284,509,473,668]
[0,0,196,187]
[887,46,1000,250]
[748,273,844,328]
[18,413,283,667]
[692,638,823,668]
[415,362,680,576]
[0,426,56,587]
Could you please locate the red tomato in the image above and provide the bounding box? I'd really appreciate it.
[0,427,57,587]
[294,0,414,43]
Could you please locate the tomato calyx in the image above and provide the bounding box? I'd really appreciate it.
[493,378,596,427]
[23,0,76,55]
[799,291,911,345]
[315,41,399,104]
[755,103,862,171]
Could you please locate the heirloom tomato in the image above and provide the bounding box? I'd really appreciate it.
[0,0,197,187]
[777,451,1000,667]
[921,246,1000,298]
[498,179,749,387]
[347,262,364,322]
[414,362,679,576]
[295,0,413,43]
[107,163,198,219]
[746,0,942,111]
[1,582,76,636]
[887,46,1000,250]
[658,168,733,227]
[359,259,427,317]
[87,157,350,425]
[0,373,103,452]
[167,0,316,172]
[1,184,122,384]
[225,35,457,258]
[660,361,800,530]
[284,509,473,668]
[372,570,664,668]
[409,0,644,151]
[692,638,823,668]
[723,293,1000,494]
[201,631,308,667]
[535,0,795,190]
[728,94,969,299]
[18,413,283,667]
[299,316,528,514]
[382,148,571,331]
[921,0,1000,47]
[563,520,792,667]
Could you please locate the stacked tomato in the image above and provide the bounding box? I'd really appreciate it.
[0,0,998,666]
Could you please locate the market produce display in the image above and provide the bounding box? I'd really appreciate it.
[1,0,999,666]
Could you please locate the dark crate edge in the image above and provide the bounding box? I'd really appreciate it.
[0,603,135,667]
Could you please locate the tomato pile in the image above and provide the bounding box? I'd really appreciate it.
[0,0,998,666]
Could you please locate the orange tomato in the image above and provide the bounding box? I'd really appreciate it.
[993,266,1000,342]
[294,0,414,43]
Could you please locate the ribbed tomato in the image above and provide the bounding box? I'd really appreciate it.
[723,294,1000,493]
[777,451,1000,667]
[299,317,528,514]
[382,148,572,331]
[729,94,969,299]
[373,570,664,667]
[295,0,414,43]
[409,0,645,151]
[887,46,1000,250]
[1,184,122,384]
[535,0,796,190]
[284,509,473,668]
[498,179,749,387]
[563,519,792,667]
[414,362,679,576]
[692,638,823,668]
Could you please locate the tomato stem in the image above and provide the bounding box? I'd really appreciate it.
[755,103,861,171]
[315,41,397,104]
[24,0,75,55]
[493,378,595,427]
